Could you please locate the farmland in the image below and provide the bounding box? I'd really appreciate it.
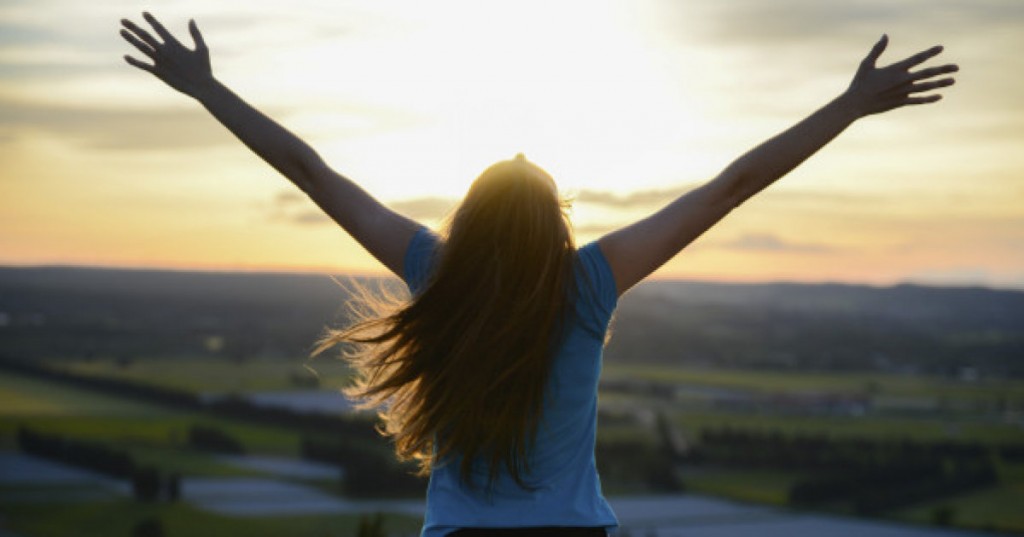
[2,266,1023,535]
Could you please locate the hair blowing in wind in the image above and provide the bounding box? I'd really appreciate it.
[313,156,577,488]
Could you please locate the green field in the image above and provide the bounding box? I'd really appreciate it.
[0,368,422,536]
[670,409,1024,444]
[893,479,1024,532]
[3,501,422,537]
[0,369,302,473]
[53,356,354,393]
[0,370,168,418]
[604,363,1024,403]
[4,359,1024,535]
[679,464,804,505]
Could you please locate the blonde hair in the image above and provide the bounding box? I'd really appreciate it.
[313,156,576,488]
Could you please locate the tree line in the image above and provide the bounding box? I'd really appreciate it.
[678,425,1006,513]
[0,356,381,443]
[16,426,179,503]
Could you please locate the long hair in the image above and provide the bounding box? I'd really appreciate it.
[312,155,576,488]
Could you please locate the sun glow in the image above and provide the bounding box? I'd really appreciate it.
[269,0,710,200]
[1,0,1022,287]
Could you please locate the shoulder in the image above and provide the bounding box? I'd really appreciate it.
[573,241,618,324]
[403,226,442,294]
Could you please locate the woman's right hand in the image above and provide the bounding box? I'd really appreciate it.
[120,12,213,99]
[843,34,958,117]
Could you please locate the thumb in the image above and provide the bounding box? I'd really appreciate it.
[863,34,888,67]
[189,19,207,50]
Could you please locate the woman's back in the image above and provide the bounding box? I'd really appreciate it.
[404,227,619,536]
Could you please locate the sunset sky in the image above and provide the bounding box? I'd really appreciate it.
[2,0,1023,288]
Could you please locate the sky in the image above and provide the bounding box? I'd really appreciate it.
[1,0,1023,288]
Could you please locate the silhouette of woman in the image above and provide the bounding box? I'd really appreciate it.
[120,12,957,536]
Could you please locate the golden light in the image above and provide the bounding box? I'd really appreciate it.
[0,1,1021,287]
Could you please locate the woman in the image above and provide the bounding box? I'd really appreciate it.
[120,13,957,536]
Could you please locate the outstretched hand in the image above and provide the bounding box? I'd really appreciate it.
[845,35,958,116]
[120,12,213,98]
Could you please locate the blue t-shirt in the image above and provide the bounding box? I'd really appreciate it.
[402,226,620,537]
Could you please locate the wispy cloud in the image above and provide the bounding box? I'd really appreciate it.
[0,99,240,150]
[274,190,305,204]
[269,191,458,226]
[713,233,834,254]
[269,189,324,225]
[574,186,685,209]
[389,197,457,220]
[674,0,1024,47]
[572,223,619,236]
[290,211,331,225]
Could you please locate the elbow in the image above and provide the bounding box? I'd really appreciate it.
[726,185,752,210]
[709,169,751,210]
[293,152,324,195]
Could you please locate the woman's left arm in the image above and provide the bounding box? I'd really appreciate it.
[120,12,419,276]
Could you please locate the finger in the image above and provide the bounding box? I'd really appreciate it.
[907,77,955,95]
[189,19,207,51]
[143,11,181,47]
[864,34,888,67]
[119,28,156,59]
[902,94,943,106]
[123,54,155,74]
[121,18,161,50]
[910,63,959,82]
[894,45,944,70]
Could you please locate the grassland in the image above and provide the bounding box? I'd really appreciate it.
[601,363,1024,533]
[604,363,1024,403]
[0,368,302,473]
[55,355,354,393]
[0,368,423,536]
[4,358,1024,535]
[0,369,167,418]
[670,409,1024,444]
[3,501,422,537]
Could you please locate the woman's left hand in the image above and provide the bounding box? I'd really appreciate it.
[120,12,213,99]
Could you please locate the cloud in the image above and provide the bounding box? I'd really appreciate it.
[676,0,1024,46]
[714,233,833,253]
[290,211,331,225]
[265,186,918,234]
[651,0,1024,121]
[268,189,325,225]
[575,186,686,209]
[274,190,306,204]
[269,191,458,226]
[268,189,679,229]
[0,99,242,151]
[902,266,996,288]
[0,21,56,47]
[573,186,896,213]
[389,197,457,220]
[572,222,620,236]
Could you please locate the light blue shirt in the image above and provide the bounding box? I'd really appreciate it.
[402,226,620,537]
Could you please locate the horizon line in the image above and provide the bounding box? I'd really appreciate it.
[2,261,1022,293]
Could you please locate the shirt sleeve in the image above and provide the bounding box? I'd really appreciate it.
[574,241,619,330]
[402,226,441,295]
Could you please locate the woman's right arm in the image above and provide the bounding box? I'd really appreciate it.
[120,12,419,276]
[599,35,957,296]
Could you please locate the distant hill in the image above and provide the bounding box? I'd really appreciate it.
[609,280,1024,376]
[1,266,1022,377]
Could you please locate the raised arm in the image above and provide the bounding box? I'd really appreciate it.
[119,12,419,277]
[599,35,958,296]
